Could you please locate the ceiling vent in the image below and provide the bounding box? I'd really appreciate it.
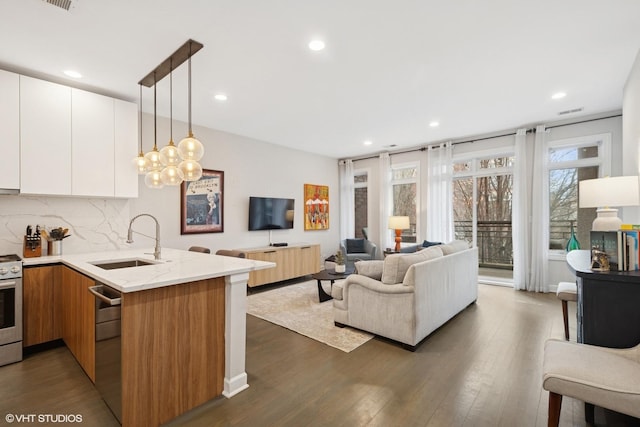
[42,0,74,11]
[558,107,584,116]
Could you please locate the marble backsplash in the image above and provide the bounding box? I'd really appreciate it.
[0,195,131,257]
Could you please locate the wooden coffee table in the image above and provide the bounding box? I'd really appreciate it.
[312,268,353,302]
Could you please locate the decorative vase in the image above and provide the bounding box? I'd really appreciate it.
[566,223,580,252]
[335,264,346,273]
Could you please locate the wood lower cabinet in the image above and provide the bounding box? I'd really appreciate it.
[241,244,320,287]
[60,266,96,382]
[23,265,62,346]
[121,277,225,427]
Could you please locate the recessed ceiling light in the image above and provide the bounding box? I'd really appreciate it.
[363,140,373,146]
[429,121,439,128]
[308,40,325,51]
[63,70,82,79]
[551,92,567,100]
[214,93,228,101]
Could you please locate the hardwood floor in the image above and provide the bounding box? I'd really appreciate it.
[1,284,637,426]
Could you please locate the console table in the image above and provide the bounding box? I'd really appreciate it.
[566,250,640,348]
[237,243,320,287]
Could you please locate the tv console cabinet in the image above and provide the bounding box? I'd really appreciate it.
[238,243,320,287]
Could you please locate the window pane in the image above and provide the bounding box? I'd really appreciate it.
[477,175,513,268]
[549,145,598,163]
[392,183,416,242]
[454,162,471,173]
[392,167,417,180]
[548,166,598,249]
[479,157,514,169]
[354,174,367,184]
[354,187,368,238]
[453,177,473,243]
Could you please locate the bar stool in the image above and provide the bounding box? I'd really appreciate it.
[556,281,577,340]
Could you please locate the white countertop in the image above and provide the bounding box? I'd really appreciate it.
[22,248,275,293]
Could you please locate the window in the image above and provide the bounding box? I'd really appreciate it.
[354,171,368,238]
[453,153,514,279]
[391,163,418,243]
[547,139,608,251]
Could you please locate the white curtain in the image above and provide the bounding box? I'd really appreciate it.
[512,129,530,290]
[426,142,454,243]
[528,125,549,292]
[339,159,355,241]
[378,153,391,251]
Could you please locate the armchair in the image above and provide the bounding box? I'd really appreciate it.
[340,238,377,268]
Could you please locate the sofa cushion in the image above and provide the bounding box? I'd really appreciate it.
[439,240,470,255]
[355,260,384,280]
[422,240,442,248]
[346,238,366,253]
[382,246,443,285]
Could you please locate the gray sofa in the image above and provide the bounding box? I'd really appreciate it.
[332,241,478,350]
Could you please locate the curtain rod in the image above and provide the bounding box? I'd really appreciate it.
[343,113,622,164]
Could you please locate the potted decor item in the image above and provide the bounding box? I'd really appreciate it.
[334,250,346,273]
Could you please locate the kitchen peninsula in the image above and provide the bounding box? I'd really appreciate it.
[23,248,274,427]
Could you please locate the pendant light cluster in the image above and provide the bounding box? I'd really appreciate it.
[134,40,205,189]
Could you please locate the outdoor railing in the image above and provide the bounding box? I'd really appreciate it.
[454,219,575,269]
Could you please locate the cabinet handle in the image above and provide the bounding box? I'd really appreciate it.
[300,246,310,250]
[264,250,277,254]
[88,285,121,306]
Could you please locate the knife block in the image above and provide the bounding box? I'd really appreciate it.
[23,236,42,258]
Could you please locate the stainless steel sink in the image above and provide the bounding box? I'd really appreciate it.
[90,259,157,270]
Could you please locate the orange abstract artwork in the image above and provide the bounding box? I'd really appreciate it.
[304,184,329,230]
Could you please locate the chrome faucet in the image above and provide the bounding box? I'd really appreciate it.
[126,213,161,260]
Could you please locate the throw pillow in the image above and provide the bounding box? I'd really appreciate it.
[422,240,442,248]
[381,246,443,285]
[439,240,470,255]
[355,260,384,280]
[346,238,366,253]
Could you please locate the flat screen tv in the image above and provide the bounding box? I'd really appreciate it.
[248,196,295,230]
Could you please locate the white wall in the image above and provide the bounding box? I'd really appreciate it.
[0,114,340,263]
[622,48,640,223]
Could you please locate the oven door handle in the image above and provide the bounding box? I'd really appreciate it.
[0,280,17,290]
[88,285,121,306]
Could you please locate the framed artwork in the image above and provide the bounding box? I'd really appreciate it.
[304,183,329,230]
[180,169,224,234]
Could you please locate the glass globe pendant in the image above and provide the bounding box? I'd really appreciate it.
[179,159,203,181]
[159,68,182,168]
[178,47,205,166]
[133,85,149,174]
[178,133,204,161]
[134,151,149,174]
[161,166,185,185]
[145,79,164,188]
[144,170,164,189]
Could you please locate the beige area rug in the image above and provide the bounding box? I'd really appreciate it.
[247,279,374,353]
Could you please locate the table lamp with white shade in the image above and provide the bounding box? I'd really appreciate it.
[388,216,410,252]
[578,176,640,231]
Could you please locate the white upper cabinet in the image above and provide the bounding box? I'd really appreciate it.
[71,89,115,197]
[114,99,138,198]
[16,73,138,198]
[0,70,19,191]
[20,76,72,195]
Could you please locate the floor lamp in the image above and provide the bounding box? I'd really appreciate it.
[388,216,410,252]
[579,176,640,231]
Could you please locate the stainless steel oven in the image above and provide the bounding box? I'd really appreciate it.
[0,254,22,366]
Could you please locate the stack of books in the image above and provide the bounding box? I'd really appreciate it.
[590,224,640,271]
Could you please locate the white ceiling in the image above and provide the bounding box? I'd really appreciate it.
[2,0,640,159]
